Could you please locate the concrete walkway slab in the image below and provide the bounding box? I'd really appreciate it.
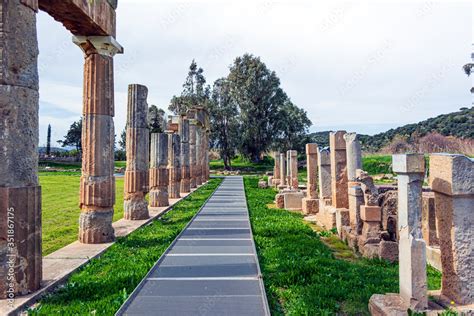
[118,176,270,316]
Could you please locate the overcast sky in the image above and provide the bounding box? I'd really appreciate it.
[37,0,472,147]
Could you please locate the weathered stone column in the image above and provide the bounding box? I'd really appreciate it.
[168,133,181,199]
[348,185,364,235]
[272,153,281,187]
[195,125,203,186]
[188,115,197,189]
[289,150,299,190]
[429,154,473,305]
[302,144,319,215]
[344,133,362,185]
[286,151,291,187]
[330,131,349,209]
[0,0,42,298]
[278,153,287,190]
[74,35,123,243]
[149,133,169,207]
[393,154,427,310]
[318,148,332,203]
[123,84,149,220]
[179,115,191,193]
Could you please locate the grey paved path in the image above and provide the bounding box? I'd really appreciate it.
[118,177,270,316]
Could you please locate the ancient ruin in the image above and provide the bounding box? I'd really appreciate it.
[149,133,169,207]
[188,109,198,189]
[123,84,149,220]
[302,144,319,215]
[168,132,181,199]
[179,114,191,193]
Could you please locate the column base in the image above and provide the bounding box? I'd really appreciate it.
[124,196,149,220]
[302,198,319,215]
[169,183,181,199]
[284,191,304,211]
[79,209,115,244]
[180,179,191,194]
[149,189,169,207]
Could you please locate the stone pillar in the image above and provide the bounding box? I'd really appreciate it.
[195,125,202,186]
[149,133,169,207]
[273,153,281,187]
[429,154,473,305]
[330,131,349,209]
[168,133,181,199]
[278,153,287,190]
[348,185,364,235]
[123,84,149,220]
[318,148,332,203]
[0,0,42,297]
[393,154,427,310]
[188,109,197,188]
[202,129,209,183]
[179,115,191,193]
[344,133,362,185]
[289,150,299,190]
[302,144,319,215]
[74,35,123,243]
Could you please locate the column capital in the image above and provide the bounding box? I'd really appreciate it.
[73,35,124,57]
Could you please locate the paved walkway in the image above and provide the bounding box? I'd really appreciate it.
[118,177,270,316]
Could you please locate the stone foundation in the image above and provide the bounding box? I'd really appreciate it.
[284,191,304,211]
[302,198,319,215]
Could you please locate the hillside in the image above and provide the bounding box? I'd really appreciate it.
[309,106,474,153]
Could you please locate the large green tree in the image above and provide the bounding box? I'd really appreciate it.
[148,105,166,133]
[208,78,239,169]
[58,119,82,154]
[227,54,287,161]
[169,60,209,114]
[272,99,312,153]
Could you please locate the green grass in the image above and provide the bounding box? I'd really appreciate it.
[244,177,441,315]
[39,160,126,171]
[29,178,222,315]
[362,155,392,175]
[40,174,125,256]
[210,156,274,173]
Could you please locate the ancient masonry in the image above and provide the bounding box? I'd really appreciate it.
[168,132,181,199]
[179,114,191,193]
[123,84,149,220]
[302,144,319,215]
[188,110,198,189]
[149,133,169,207]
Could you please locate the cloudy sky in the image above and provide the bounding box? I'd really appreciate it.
[37,0,472,147]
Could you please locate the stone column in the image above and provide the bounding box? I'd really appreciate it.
[429,154,473,305]
[189,118,197,189]
[201,129,209,183]
[272,153,281,187]
[302,144,319,214]
[179,115,191,193]
[344,133,362,185]
[289,150,299,190]
[286,151,291,187]
[278,153,287,189]
[149,133,169,207]
[195,125,203,186]
[123,84,149,220]
[393,154,427,310]
[0,0,42,298]
[348,186,364,235]
[330,131,349,209]
[74,36,123,243]
[318,148,332,203]
[168,133,181,199]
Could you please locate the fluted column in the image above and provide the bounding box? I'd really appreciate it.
[0,0,42,298]
[123,84,149,220]
[168,133,181,199]
[179,115,191,193]
[195,125,203,186]
[74,36,123,244]
[149,133,169,207]
[188,109,198,188]
[278,153,287,190]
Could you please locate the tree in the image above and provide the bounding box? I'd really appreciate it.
[58,119,82,154]
[272,99,312,153]
[169,60,209,114]
[119,129,126,151]
[46,124,52,156]
[208,78,239,170]
[148,105,166,133]
[227,54,287,161]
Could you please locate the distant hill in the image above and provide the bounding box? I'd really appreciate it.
[309,107,474,153]
[38,147,69,154]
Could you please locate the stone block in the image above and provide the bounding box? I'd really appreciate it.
[284,192,304,211]
[360,205,382,222]
[429,154,474,196]
[379,240,398,263]
[302,198,319,215]
[275,193,285,209]
[306,143,319,154]
[258,180,269,189]
[369,294,410,316]
[335,208,350,238]
[329,130,347,150]
[79,209,115,244]
[392,154,425,174]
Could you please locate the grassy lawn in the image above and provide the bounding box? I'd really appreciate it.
[30,178,222,315]
[244,177,441,315]
[40,174,125,256]
[210,155,274,173]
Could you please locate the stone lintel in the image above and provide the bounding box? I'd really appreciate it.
[392,154,425,174]
[39,0,116,36]
[73,35,124,57]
